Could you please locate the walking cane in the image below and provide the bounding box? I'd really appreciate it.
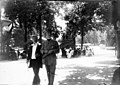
[26,60,30,71]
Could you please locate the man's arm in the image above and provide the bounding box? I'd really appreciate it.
[36,44,42,57]
[27,46,32,60]
[54,41,59,53]
[48,41,59,54]
[26,46,32,64]
[40,42,45,54]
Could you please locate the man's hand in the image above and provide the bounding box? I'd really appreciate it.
[36,54,40,57]
[42,50,54,59]
[44,50,48,53]
[26,60,29,64]
[48,50,54,54]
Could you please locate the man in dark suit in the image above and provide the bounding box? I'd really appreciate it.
[27,35,42,85]
[41,32,59,85]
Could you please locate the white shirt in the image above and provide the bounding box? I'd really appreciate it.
[31,43,37,59]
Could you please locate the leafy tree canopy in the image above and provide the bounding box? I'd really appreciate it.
[4,0,60,39]
[64,1,111,36]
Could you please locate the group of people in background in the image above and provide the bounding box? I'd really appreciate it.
[26,31,59,85]
[75,45,94,57]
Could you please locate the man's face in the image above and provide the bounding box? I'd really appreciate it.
[46,33,51,39]
[32,36,37,43]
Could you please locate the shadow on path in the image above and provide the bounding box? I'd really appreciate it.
[58,66,117,85]
[111,67,120,85]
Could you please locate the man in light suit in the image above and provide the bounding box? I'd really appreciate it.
[41,32,59,85]
[27,35,42,85]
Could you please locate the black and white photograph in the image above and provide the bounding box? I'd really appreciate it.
[0,0,120,85]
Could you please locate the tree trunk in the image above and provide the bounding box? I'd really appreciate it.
[24,24,27,43]
[0,8,1,55]
[73,37,76,50]
[115,30,120,59]
[37,15,42,43]
[112,0,120,59]
[23,19,28,54]
[72,37,76,57]
[81,27,84,50]
[80,18,85,50]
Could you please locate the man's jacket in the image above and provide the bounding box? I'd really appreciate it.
[27,44,42,68]
[41,39,59,65]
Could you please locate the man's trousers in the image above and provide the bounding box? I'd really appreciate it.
[45,64,56,85]
[32,67,40,85]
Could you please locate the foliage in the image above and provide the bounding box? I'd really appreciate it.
[84,25,116,46]
[4,0,61,50]
[61,1,111,50]
[64,1,111,35]
[65,2,97,35]
[4,1,112,49]
[96,1,112,24]
[12,28,25,47]
[84,30,98,44]
[105,25,116,46]
[5,1,56,33]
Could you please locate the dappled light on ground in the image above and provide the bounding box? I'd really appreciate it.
[0,46,119,85]
[55,46,119,85]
